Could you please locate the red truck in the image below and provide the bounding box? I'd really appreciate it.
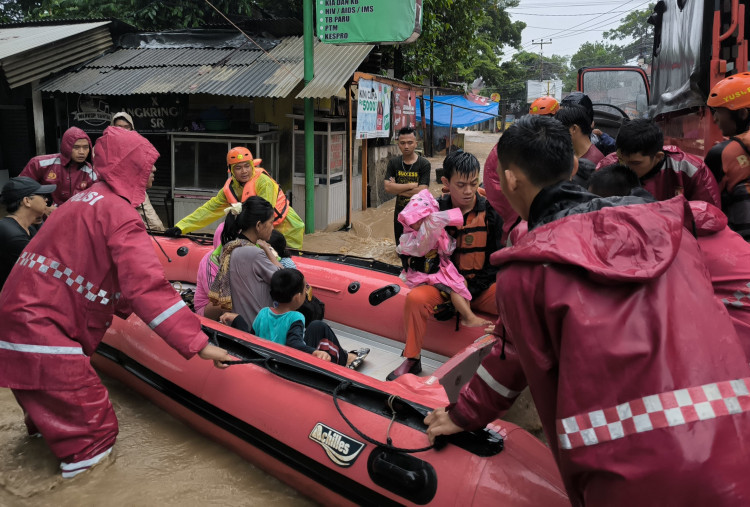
[579,0,747,157]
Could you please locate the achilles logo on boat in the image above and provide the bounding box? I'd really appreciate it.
[309,423,365,467]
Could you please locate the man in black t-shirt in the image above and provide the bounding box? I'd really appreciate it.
[384,126,431,244]
[0,177,56,289]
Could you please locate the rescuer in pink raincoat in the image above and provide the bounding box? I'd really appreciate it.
[0,127,232,478]
[596,119,720,206]
[587,163,750,362]
[426,116,750,506]
[20,126,98,206]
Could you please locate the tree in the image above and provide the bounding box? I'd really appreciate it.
[564,41,626,90]
[603,3,655,64]
[11,0,277,30]
[496,50,570,104]
[390,0,524,88]
[0,0,39,23]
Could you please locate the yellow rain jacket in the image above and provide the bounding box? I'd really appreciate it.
[175,172,304,249]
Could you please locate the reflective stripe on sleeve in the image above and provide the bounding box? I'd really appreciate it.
[79,165,98,181]
[477,365,521,399]
[39,157,61,167]
[0,340,85,355]
[557,377,750,450]
[149,300,187,329]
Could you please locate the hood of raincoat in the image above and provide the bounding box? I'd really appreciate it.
[492,194,693,284]
[398,188,439,229]
[689,200,727,236]
[93,126,159,208]
[60,126,92,168]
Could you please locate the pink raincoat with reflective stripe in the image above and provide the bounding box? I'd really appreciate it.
[0,127,207,390]
[20,127,96,206]
[452,195,750,506]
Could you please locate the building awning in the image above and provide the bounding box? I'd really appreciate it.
[0,22,112,89]
[39,34,372,99]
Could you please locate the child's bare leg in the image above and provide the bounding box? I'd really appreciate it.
[450,291,491,327]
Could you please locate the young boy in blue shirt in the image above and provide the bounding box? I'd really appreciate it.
[220,268,368,369]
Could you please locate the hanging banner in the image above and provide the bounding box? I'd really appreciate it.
[317,0,422,44]
[356,79,391,139]
[392,87,416,135]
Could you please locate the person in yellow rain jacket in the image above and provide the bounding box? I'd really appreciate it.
[165,147,304,249]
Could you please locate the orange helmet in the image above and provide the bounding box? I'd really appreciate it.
[227,146,254,166]
[529,96,560,116]
[708,72,750,110]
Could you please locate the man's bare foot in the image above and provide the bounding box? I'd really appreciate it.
[461,315,492,327]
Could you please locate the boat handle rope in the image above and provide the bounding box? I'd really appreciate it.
[333,381,434,454]
[219,355,437,452]
[221,358,266,365]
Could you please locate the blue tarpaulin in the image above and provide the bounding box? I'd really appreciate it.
[416,95,498,127]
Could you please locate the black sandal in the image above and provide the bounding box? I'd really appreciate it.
[347,348,370,370]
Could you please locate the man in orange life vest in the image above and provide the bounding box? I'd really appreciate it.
[165,147,304,249]
[387,151,502,380]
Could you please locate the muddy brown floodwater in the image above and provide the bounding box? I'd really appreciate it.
[0,130,542,506]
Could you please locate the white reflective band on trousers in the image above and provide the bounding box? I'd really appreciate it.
[557,377,750,450]
[148,300,187,329]
[477,365,521,399]
[0,340,85,355]
[60,447,112,478]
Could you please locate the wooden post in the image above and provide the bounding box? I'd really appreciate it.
[31,80,45,155]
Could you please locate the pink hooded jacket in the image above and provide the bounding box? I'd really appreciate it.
[482,145,520,245]
[691,200,750,360]
[20,127,97,205]
[0,127,208,390]
[450,195,750,506]
[396,189,470,300]
[596,145,720,207]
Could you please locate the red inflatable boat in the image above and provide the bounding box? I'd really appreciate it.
[92,236,568,506]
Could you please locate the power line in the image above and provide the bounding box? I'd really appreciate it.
[510,0,652,56]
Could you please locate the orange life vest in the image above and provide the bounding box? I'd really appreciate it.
[453,206,489,279]
[222,167,289,226]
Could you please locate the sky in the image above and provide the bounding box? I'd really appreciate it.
[502,0,654,63]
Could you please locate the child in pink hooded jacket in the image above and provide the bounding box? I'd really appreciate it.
[397,189,490,327]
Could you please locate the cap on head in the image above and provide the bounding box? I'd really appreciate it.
[561,92,594,121]
[529,96,560,116]
[1,176,56,204]
[708,72,750,110]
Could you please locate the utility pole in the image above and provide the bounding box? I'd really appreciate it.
[532,38,552,85]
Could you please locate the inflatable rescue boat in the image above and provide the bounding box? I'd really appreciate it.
[93,235,568,506]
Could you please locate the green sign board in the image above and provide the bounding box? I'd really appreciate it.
[317,0,422,44]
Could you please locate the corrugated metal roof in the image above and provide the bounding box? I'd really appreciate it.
[38,35,370,99]
[0,22,109,59]
[0,22,113,89]
[297,41,373,98]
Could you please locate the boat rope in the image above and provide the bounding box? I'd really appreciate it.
[333,381,434,454]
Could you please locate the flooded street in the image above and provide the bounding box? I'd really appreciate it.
[0,130,541,506]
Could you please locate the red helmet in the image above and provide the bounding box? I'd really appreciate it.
[529,96,560,116]
[227,146,254,166]
[708,72,750,110]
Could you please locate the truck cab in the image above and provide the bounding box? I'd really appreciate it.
[579,0,749,158]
